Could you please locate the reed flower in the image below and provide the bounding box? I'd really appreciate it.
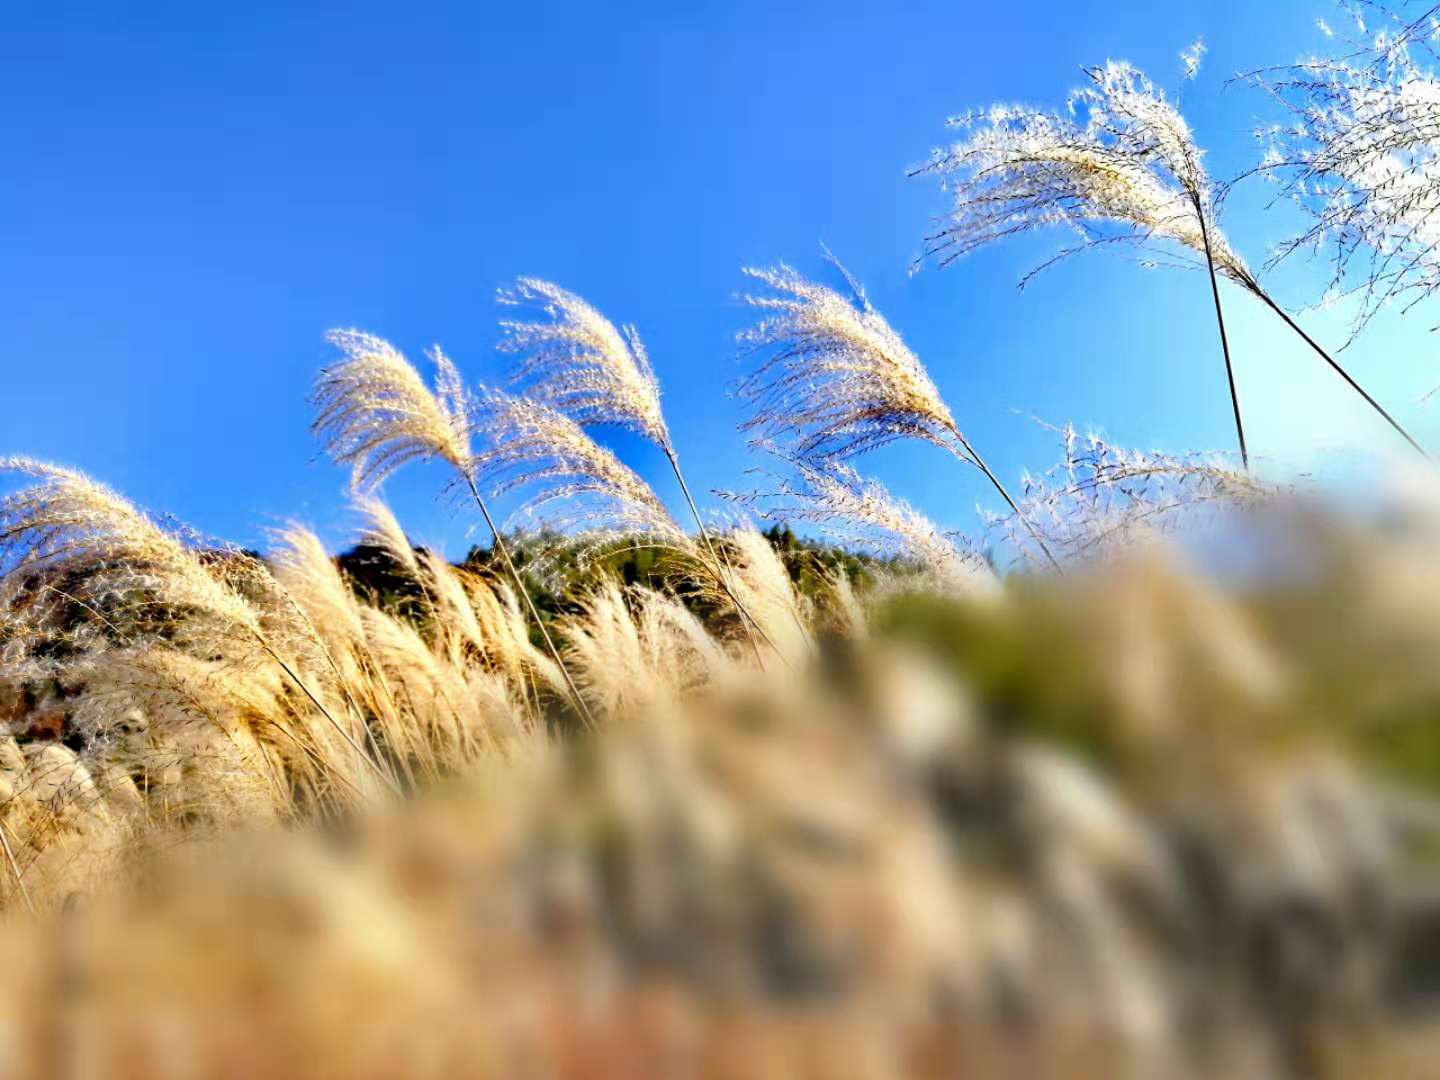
[734,455,995,594]
[500,278,774,655]
[1251,9,1440,329]
[498,278,670,451]
[1003,424,1270,564]
[313,331,473,491]
[738,263,966,460]
[471,389,687,546]
[918,62,1252,290]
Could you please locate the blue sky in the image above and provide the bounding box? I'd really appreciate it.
[4,0,1437,557]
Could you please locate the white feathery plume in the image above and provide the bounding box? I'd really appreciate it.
[738,260,1063,570]
[739,263,963,460]
[1251,7,1440,331]
[919,56,1428,460]
[497,278,670,450]
[918,61,1251,288]
[470,389,687,546]
[1004,423,1270,565]
[313,331,473,491]
[734,455,997,595]
[497,279,774,659]
[1181,38,1207,82]
[314,332,596,723]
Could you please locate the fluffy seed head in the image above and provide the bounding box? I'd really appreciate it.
[738,264,961,461]
[735,455,996,595]
[498,278,670,451]
[1252,18,1440,329]
[313,331,473,492]
[1002,424,1268,565]
[470,389,685,545]
[919,61,1251,289]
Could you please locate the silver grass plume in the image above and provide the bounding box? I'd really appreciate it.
[739,263,964,460]
[497,279,773,659]
[313,331,473,491]
[497,278,670,450]
[917,61,1252,290]
[313,332,596,723]
[1006,424,1272,565]
[920,56,1427,460]
[733,455,997,595]
[470,389,686,546]
[738,260,1062,570]
[1250,4,1440,332]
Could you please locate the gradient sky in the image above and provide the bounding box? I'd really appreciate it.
[4,0,1437,557]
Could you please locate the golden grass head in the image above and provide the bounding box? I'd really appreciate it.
[470,388,686,548]
[498,277,671,451]
[738,262,960,461]
[919,60,1251,288]
[313,330,473,492]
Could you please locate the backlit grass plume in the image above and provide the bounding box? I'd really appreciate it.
[498,278,669,450]
[919,56,1426,462]
[739,260,1061,570]
[1003,424,1271,566]
[470,389,686,546]
[916,61,1245,285]
[498,278,774,659]
[739,263,962,460]
[313,331,473,491]
[734,454,996,595]
[313,332,594,723]
[916,60,1259,467]
[1250,5,1440,333]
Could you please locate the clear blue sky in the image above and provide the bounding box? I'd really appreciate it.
[4,0,1436,556]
